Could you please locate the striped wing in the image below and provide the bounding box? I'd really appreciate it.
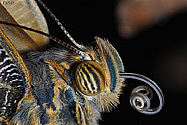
[0,29,31,123]
[0,3,32,124]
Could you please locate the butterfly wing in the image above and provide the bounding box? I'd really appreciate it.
[0,28,31,124]
[0,3,32,124]
[0,0,49,52]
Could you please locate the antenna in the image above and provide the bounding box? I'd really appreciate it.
[36,0,85,50]
[0,21,89,58]
[0,21,91,59]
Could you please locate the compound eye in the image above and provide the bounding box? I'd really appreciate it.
[74,61,106,96]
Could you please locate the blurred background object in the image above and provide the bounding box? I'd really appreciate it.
[115,0,187,123]
[116,0,187,95]
[116,0,187,37]
[41,0,187,124]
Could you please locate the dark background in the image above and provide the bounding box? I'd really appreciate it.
[39,0,187,124]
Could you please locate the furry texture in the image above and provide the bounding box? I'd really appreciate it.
[6,38,125,125]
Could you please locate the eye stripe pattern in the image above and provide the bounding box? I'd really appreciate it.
[82,65,99,93]
[74,61,105,96]
[81,63,101,93]
[85,65,102,91]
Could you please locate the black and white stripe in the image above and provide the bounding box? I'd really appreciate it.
[0,45,24,120]
[0,46,23,86]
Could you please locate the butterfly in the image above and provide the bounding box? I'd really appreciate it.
[0,0,164,124]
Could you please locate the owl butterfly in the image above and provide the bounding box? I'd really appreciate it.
[0,0,164,125]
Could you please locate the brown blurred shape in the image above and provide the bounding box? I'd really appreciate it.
[116,0,187,37]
